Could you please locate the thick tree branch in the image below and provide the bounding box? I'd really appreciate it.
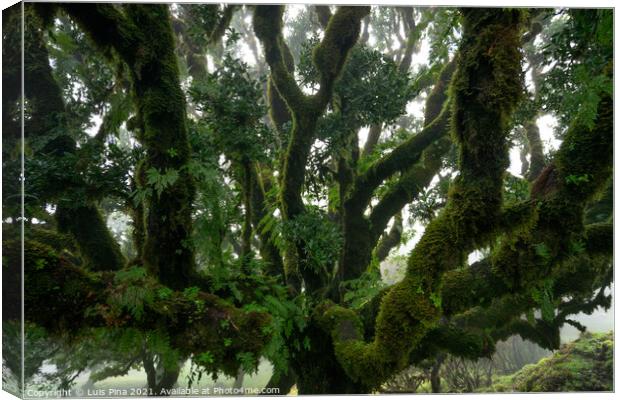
[374,213,403,262]
[4,239,271,378]
[441,89,612,316]
[322,9,525,387]
[63,4,197,289]
[254,5,369,293]
[349,60,455,211]
[524,120,545,181]
[253,6,307,116]
[361,124,383,159]
[17,6,125,272]
[339,61,455,282]
[347,109,449,215]
[369,137,451,242]
[314,5,332,29]
[61,4,140,65]
[209,5,238,45]
[312,7,371,109]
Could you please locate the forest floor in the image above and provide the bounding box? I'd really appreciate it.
[81,358,273,394]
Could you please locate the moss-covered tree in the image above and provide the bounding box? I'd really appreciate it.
[2,3,612,396]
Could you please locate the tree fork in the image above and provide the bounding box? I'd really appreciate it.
[320,9,525,388]
[62,4,196,289]
[340,60,456,283]
[254,5,369,293]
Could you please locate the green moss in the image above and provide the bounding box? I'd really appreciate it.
[429,324,494,360]
[424,60,457,123]
[524,121,545,181]
[267,76,292,134]
[56,203,125,271]
[440,265,510,316]
[124,5,196,289]
[253,6,306,115]
[4,238,102,332]
[61,4,196,288]
[254,5,369,294]
[584,222,613,255]
[488,90,612,292]
[18,5,126,272]
[25,227,76,253]
[555,93,613,203]
[5,236,272,374]
[485,331,613,392]
[315,301,364,342]
[320,9,525,388]
[312,7,370,88]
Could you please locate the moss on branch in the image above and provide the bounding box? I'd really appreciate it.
[524,121,546,181]
[20,5,125,271]
[341,61,456,282]
[322,9,525,388]
[253,6,307,115]
[254,5,368,293]
[314,6,332,29]
[63,4,197,289]
[348,60,456,213]
[368,136,452,242]
[438,87,612,349]
[56,204,126,272]
[349,107,450,210]
[312,6,370,106]
[327,14,612,383]
[4,238,271,377]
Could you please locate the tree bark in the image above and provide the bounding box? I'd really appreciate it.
[263,369,297,395]
[430,354,445,393]
[63,4,196,289]
[17,5,125,272]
